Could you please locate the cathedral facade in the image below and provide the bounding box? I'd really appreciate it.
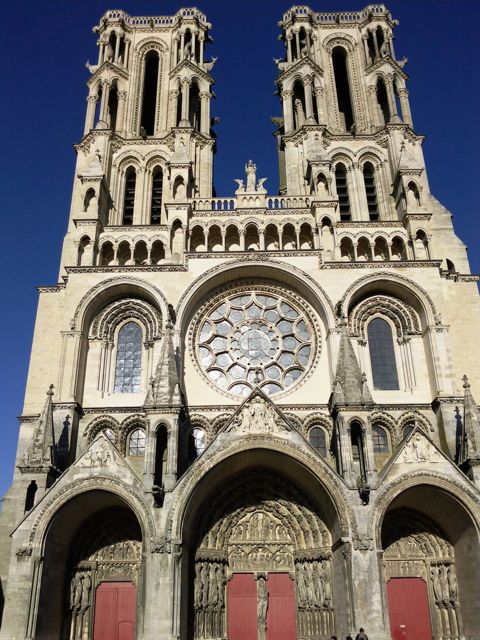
[1,5,480,640]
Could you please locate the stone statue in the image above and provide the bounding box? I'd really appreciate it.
[81,574,92,611]
[380,40,390,57]
[245,160,257,192]
[257,576,268,626]
[447,565,458,602]
[234,178,245,192]
[296,564,307,606]
[295,98,305,128]
[431,566,443,603]
[194,563,203,608]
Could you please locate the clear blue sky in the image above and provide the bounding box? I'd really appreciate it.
[1,1,479,500]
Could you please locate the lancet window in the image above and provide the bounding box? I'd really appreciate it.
[335,163,351,220]
[308,426,328,458]
[332,46,354,132]
[150,167,163,224]
[122,167,136,225]
[140,51,160,135]
[114,322,143,393]
[363,162,379,220]
[367,318,399,390]
[128,428,146,456]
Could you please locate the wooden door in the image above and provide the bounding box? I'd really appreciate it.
[93,581,136,640]
[266,573,296,640]
[227,574,258,640]
[387,577,433,640]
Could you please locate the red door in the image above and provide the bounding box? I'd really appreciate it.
[387,578,433,640]
[93,581,136,640]
[266,573,296,640]
[227,574,258,640]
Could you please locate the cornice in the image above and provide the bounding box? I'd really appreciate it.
[36,284,66,293]
[169,57,214,84]
[364,55,408,81]
[87,60,129,87]
[276,56,324,84]
[323,260,441,269]
[65,265,188,274]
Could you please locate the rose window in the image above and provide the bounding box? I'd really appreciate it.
[195,289,316,396]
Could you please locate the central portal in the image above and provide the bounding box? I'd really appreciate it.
[192,469,335,640]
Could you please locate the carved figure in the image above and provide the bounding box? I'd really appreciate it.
[447,565,458,602]
[81,574,92,611]
[245,160,257,192]
[295,98,305,128]
[296,564,307,606]
[201,562,210,608]
[431,566,443,603]
[234,178,245,192]
[257,576,269,626]
[194,563,203,608]
[439,564,450,602]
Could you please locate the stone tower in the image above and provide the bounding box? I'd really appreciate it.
[1,5,480,640]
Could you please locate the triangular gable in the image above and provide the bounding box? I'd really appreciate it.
[220,387,295,437]
[277,57,323,83]
[74,433,132,473]
[379,426,470,486]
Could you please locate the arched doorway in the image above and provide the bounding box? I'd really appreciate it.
[190,467,337,640]
[34,490,144,640]
[381,484,480,640]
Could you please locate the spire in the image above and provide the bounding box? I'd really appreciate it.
[460,374,480,462]
[144,322,181,408]
[331,319,373,407]
[22,384,57,469]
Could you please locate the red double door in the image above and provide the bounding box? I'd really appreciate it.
[227,573,296,640]
[93,581,136,640]
[387,577,433,640]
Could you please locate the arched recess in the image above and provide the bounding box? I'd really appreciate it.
[377,481,480,640]
[70,279,167,402]
[172,445,352,639]
[32,489,148,640]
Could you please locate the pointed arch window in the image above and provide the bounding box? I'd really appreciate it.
[363,162,379,221]
[309,427,327,458]
[335,163,351,221]
[332,46,354,131]
[122,167,136,225]
[140,51,160,136]
[367,318,399,390]
[150,166,163,224]
[128,428,146,456]
[114,322,143,393]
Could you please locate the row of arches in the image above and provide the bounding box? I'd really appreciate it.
[189,222,316,252]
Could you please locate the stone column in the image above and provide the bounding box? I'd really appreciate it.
[294,30,301,60]
[168,89,179,128]
[191,32,197,61]
[199,35,204,64]
[239,230,246,251]
[362,34,370,65]
[180,32,185,60]
[124,39,130,67]
[114,32,121,62]
[84,95,97,134]
[372,29,380,59]
[286,34,293,63]
[99,80,111,126]
[259,230,265,251]
[180,79,190,126]
[397,88,413,126]
[388,34,396,59]
[367,85,381,129]
[200,92,211,134]
[304,76,315,123]
[282,90,294,132]
[384,76,397,120]
[116,90,127,134]
[314,86,325,124]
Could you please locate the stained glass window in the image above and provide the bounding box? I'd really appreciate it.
[114,322,142,393]
[196,289,314,397]
[372,426,389,453]
[367,318,399,390]
[309,427,327,457]
[128,428,146,456]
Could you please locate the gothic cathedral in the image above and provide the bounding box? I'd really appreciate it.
[1,5,480,640]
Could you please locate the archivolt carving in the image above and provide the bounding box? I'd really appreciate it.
[89,297,162,343]
[71,276,169,331]
[397,410,433,433]
[349,294,421,339]
[323,33,357,53]
[302,413,333,436]
[340,271,437,320]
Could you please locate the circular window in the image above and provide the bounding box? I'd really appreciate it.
[194,286,317,397]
